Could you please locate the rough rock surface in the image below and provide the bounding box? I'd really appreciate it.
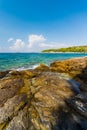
[50,57,87,76]
[0,57,87,130]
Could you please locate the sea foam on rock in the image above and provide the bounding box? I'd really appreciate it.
[0,57,87,129]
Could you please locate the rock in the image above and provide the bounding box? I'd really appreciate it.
[0,78,24,107]
[4,107,30,130]
[0,94,27,124]
[80,84,87,92]
[66,92,87,118]
[9,70,39,79]
[34,64,50,71]
[0,70,10,79]
[50,57,87,76]
[0,57,87,129]
[50,57,87,92]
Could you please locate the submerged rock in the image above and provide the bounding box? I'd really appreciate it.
[0,57,87,130]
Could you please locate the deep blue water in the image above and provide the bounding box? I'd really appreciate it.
[0,53,87,71]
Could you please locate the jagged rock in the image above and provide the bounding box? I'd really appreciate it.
[9,70,39,79]
[0,78,24,107]
[50,57,87,76]
[0,57,87,129]
[0,94,27,124]
[66,92,87,118]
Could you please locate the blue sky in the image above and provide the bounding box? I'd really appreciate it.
[0,0,87,52]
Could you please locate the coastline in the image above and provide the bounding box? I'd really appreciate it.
[42,51,87,54]
[0,56,87,129]
[0,53,87,72]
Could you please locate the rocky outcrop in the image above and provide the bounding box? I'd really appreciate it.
[0,57,87,130]
[50,57,87,76]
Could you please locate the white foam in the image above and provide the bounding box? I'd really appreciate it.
[32,64,40,69]
[9,64,40,72]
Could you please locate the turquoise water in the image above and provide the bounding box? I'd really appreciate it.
[0,53,87,71]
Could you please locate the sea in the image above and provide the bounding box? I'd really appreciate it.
[0,53,87,71]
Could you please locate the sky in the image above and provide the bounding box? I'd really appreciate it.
[0,0,87,52]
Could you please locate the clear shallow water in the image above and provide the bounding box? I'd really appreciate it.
[0,53,87,71]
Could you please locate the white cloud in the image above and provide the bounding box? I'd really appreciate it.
[39,43,57,48]
[8,34,73,52]
[8,38,14,42]
[9,39,25,52]
[39,42,70,50]
[28,34,46,48]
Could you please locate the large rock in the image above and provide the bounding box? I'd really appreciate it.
[50,57,87,76]
[0,69,86,130]
[0,57,87,129]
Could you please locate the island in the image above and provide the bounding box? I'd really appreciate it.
[42,45,87,53]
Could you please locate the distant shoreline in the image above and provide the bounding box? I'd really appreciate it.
[42,45,87,53]
[42,52,87,54]
[0,52,87,54]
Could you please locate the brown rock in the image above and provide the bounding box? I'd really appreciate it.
[50,57,87,76]
[0,71,78,130]
[0,70,10,79]
[9,70,39,79]
[0,78,24,107]
[34,64,50,71]
[0,57,87,129]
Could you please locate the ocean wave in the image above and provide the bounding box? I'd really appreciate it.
[10,64,40,71]
[0,53,87,71]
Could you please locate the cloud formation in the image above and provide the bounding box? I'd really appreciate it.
[28,34,46,48]
[8,38,14,42]
[8,34,71,52]
[9,39,25,51]
[39,43,57,48]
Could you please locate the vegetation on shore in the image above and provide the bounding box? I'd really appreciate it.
[42,46,87,53]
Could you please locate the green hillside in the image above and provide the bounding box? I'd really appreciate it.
[42,46,87,53]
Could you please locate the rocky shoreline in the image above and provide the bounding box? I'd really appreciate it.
[0,57,87,130]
